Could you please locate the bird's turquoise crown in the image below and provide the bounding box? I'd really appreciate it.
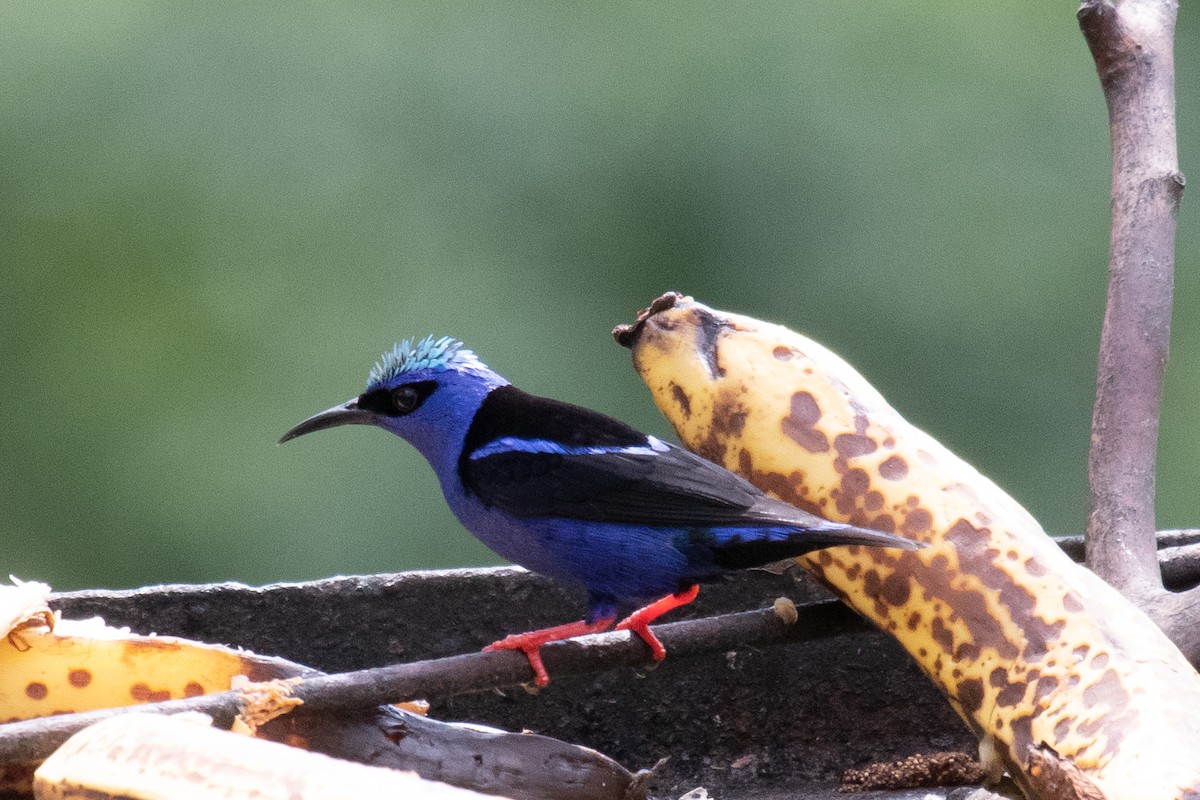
[366,335,469,390]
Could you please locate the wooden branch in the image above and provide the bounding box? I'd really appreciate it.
[1055,529,1200,590]
[0,601,863,767]
[1054,528,1200,561]
[1076,0,1200,666]
[1146,587,1200,662]
[1079,0,1184,600]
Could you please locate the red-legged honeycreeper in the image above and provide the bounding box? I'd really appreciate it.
[280,336,921,686]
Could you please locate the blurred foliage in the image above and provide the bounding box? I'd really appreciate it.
[2,3,1198,590]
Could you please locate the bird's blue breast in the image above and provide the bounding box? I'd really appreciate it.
[453,497,690,599]
[446,484,801,606]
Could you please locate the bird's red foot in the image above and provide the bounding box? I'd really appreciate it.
[484,617,616,687]
[615,584,701,661]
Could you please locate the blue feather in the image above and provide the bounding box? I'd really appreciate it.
[366,335,468,391]
[467,435,671,461]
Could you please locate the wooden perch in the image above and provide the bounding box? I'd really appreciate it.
[1078,0,1200,662]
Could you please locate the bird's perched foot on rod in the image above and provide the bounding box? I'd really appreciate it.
[615,584,700,661]
[483,616,616,687]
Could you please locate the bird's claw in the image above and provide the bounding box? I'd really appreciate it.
[613,584,700,662]
[483,617,616,687]
[615,618,668,661]
[485,640,553,687]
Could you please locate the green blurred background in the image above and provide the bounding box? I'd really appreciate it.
[4,3,1198,590]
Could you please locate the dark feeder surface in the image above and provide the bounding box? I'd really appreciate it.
[53,566,978,799]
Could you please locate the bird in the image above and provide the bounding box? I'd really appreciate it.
[280,335,922,686]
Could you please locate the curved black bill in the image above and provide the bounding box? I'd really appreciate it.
[279,399,374,444]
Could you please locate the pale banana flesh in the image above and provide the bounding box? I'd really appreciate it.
[34,714,499,800]
[618,293,1200,800]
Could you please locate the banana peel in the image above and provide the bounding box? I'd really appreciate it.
[33,712,499,800]
[1,579,54,640]
[0,580,304,725]
[0,578,313,796]
[616,293,1200,800]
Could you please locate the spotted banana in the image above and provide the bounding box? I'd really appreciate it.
[615,293,1200,800]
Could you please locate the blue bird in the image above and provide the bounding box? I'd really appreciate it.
[280,336,920,686]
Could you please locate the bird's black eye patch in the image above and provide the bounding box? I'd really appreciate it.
[357,380,437,417]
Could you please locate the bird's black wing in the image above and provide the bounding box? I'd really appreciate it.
[458,386,829,529]
[464,441,774,526]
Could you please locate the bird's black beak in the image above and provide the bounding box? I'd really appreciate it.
[279,398,375,444]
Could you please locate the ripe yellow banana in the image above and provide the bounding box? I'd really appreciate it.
[616,293,1200,800]
[0,585,278,726]
[1,580,277,795]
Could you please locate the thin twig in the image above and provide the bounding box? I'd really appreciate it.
[0,601,864,766]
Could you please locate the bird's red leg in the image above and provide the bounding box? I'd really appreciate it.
[484,616,616,687]
[614,584,701,661]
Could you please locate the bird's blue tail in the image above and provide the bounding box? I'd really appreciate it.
[689,522,919,573]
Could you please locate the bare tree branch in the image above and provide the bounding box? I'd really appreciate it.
[1148,588,1200,664]
[1076,0,1200,665]
[1054,529,1200,590]
[1078,0,1184,602]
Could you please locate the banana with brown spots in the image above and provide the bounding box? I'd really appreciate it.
[614,293,1200,800]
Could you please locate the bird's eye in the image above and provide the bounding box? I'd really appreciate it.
[391,386,422,414]
[356,380,435,417]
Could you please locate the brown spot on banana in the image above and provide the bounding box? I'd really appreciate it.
[783,392,830,453]
[669,383,691,418]
[616,294,1200,800]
